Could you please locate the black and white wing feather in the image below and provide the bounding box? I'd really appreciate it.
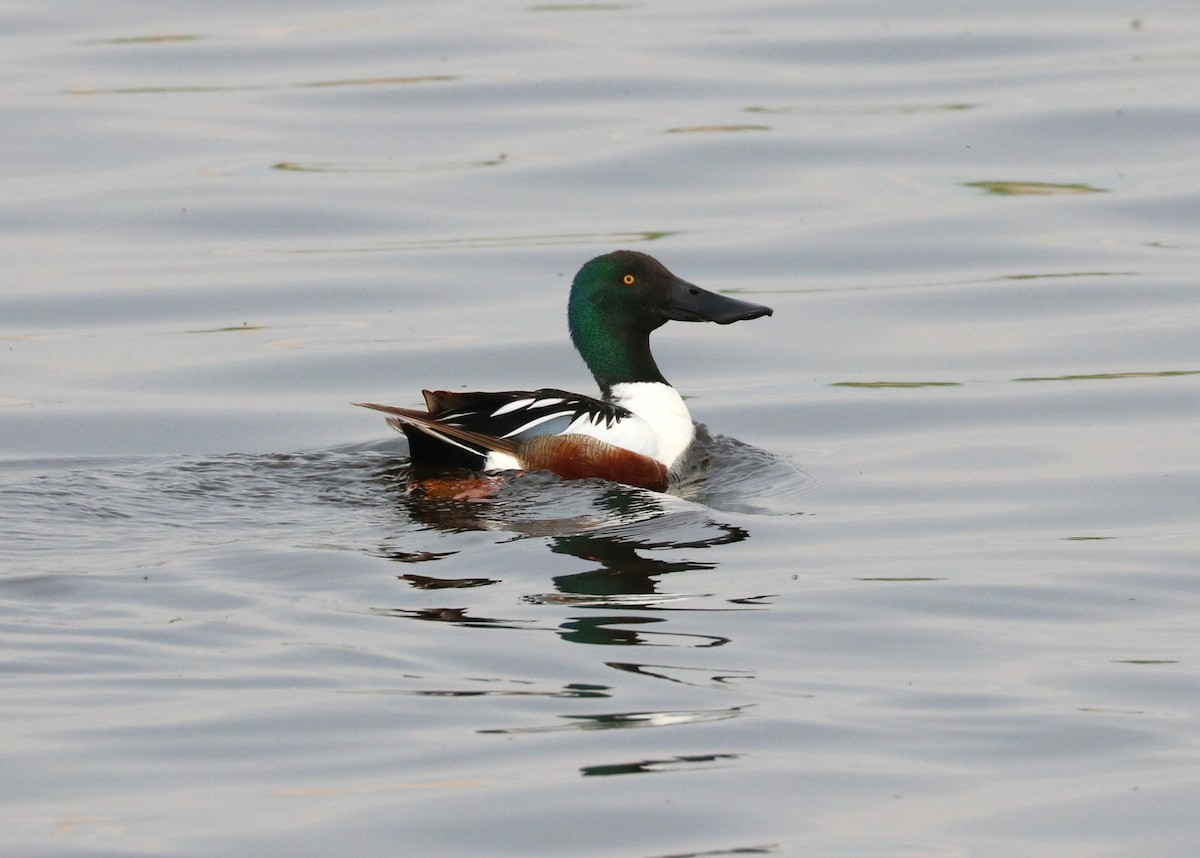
[422,388,631,440]
[354,388,649,473]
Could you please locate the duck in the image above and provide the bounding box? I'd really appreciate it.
[355,250,772,492]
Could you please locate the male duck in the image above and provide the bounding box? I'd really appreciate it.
[356,250,772,492]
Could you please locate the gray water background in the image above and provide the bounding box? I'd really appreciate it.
[3,2,1199,856]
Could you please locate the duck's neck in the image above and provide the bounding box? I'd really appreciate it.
[569,314,668,397]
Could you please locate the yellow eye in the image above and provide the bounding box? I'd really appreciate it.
[622,274,636,285]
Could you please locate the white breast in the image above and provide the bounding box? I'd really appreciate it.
[607,382,695,467]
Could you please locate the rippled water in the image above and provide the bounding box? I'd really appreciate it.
[3,2,1199,856]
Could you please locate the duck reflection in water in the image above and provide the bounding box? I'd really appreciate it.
[380,471,748,585]
[367,462,751,648]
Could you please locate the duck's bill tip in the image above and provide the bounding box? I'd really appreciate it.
[715,303,773,324]
[665,278,774,324]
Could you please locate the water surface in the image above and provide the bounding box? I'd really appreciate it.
[3,2,1199,856]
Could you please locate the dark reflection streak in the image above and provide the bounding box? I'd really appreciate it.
[369,606,531,629]
[522,593,716,606]
[550,519,748,555]
[648,524,749,550]
[380,686,610,699]
[548,513,747,597]
[375,549,458,563]
[528,599,765,613]
[728,594,777,605]
[580,752,740,777]
[398,573,499,589]
[370,607,731,648]
[551,562,711,599]
[559,616,730,648]
[607,661,754,687]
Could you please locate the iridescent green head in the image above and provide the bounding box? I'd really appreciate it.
[567,250,772,393]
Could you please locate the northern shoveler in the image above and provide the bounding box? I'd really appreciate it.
[355,250,772,492]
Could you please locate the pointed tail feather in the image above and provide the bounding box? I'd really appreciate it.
[353,401,520,458]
